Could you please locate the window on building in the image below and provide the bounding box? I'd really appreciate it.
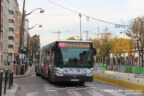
[8,10,14,15]
[9,19,14,23]
[8,36,14,41]
[9,28,14,32]
[8,45,13,48]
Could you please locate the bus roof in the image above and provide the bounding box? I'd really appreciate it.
[38,40,92,51]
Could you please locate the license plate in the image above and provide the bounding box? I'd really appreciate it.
[64,69,86,74]
[70,79,79,81]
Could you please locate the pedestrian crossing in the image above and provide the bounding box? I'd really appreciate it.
[25,84,143,96]
[26,91,38,96]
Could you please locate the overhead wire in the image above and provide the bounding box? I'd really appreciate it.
[45,0,129,27]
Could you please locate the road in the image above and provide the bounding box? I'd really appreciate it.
[14,67,143,96]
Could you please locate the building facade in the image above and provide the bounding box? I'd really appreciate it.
[0,0,21,70]
[14,1,21,62]
[0,0,9,68]
[24,19,29,48]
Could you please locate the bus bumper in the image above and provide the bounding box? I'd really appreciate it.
[53,75,93,82]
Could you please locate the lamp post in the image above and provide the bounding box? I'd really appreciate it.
[28,24,42,30]
[79,13,82,40]
[19,0,45,74]
[26,24,42,65]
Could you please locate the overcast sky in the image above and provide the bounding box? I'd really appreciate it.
[17,0,144,46]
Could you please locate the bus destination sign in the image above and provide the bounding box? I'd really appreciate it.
[58,42,90,48]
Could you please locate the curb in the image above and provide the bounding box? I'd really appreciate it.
[14,65,34,78]
[93,74,144,94]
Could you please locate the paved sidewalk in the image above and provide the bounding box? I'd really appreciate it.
[93,68,144,94]
[14,65,34,78]
[3,84,22,96]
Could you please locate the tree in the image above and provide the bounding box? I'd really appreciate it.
[126,17,144,67]
[113,38,131,56]
[67,37,76,40]
[29,34,40,58]
[98,34,114,65]
[112,38,134,65]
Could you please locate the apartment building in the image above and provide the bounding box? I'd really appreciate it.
[24,19,29,48]
[0,0,9,68]
[14,1,21,62]
[0,0,21,69]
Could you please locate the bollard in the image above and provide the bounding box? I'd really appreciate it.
[4,69,8,94]
[0,70,3,96]
[9,72,11,89]
[11,72,13,86]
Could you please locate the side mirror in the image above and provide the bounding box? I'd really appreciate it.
[92,48,97,55]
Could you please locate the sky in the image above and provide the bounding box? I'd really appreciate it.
[17,0,144,47]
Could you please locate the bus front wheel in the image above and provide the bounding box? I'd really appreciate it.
[79,81,85,85]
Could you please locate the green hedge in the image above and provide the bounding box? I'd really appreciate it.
[134,67,139,74]
[99,65,107,70]
[125,66,132,73]
[134,67,144,74]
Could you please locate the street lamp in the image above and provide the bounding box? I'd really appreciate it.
[28,24,43,30]
[25,8,45,16]
[19,0,44,74]
[79,13,82,40]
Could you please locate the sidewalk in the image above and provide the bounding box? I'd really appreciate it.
[14,64,34,78]
[93,68,144,94]
[3,84,22,96]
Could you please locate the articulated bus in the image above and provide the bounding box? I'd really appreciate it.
[35,40,96,84]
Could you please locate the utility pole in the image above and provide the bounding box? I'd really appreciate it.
[53,31,61,40]
[20,0,26,53]
[84,30,89,41]
[79,13,82,40]
[19,0,26,75]
[97,27,100,39]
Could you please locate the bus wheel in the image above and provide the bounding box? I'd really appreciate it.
[79,81,85,85]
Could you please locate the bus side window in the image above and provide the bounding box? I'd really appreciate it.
[47,51,50,64]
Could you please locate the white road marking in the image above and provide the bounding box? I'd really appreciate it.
[44,84,56,90]
[26,91,38,96]
[67,90,82,96]
[31,75,36,77]
[45,89,57,92]
[103,89,126,96]
[87,89,104,96]
[56,88,67,90]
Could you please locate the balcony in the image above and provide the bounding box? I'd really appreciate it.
[8,32,14,37]
[8,40,14,45]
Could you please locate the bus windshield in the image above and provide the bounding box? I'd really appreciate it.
[55,47,93,67]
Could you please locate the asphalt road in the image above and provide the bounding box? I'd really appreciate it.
[14,67,143,96]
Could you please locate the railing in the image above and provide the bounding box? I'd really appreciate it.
[0,69,13,96]
[97,65,144,74]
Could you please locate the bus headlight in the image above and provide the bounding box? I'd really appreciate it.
[55,68,64,76]
[86,68,94,76]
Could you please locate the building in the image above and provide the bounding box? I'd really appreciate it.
[24,19,29,48]
[14,2,21,63]
[0,0,21,70]
[0,0,9,68]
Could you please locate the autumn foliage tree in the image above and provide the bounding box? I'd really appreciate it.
[113,38,134,65]
[67,37,76,40]
[126,17,144,67]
